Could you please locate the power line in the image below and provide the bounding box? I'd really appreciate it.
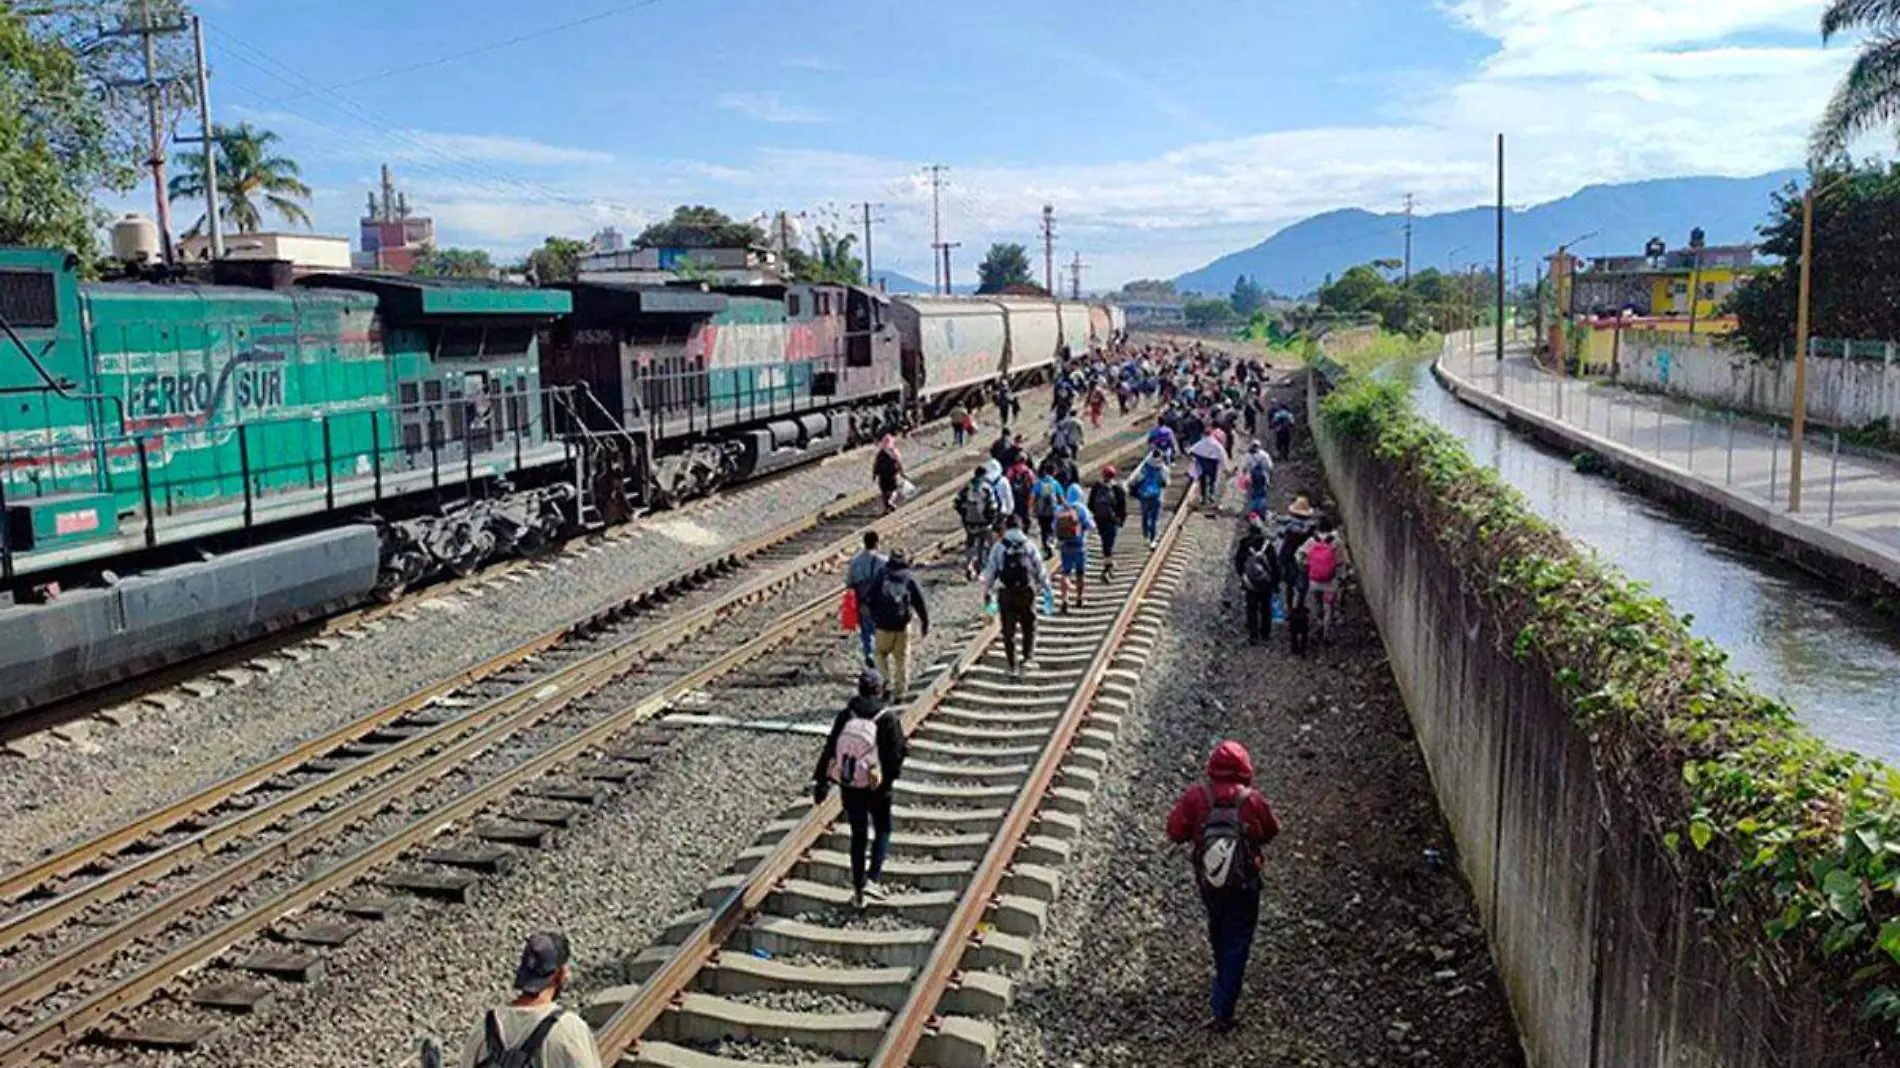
[256,0,673,106]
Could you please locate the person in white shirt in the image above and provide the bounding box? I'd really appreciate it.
[459,932,601,1068]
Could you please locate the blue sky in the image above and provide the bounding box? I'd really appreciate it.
[150,0,1860,286]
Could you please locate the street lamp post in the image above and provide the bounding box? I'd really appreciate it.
[1789,174,1850,513]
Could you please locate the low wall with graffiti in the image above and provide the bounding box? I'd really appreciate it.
[1616,332,1900,430]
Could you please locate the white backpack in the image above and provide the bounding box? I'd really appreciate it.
[830,716,883,788]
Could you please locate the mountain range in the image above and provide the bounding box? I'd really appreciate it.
[1173,170,1803,299]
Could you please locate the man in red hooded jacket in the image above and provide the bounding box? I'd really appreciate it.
[1166,739,1281,1031]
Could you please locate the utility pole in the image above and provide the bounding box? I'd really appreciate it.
[178,14,222,260]
[925,164,948,295]
[1402,192,1415,283]
[1069,252,1087,300]
[1685,228,1705,337]
[853,202,882,288]
[1040,204,1056,295]
[98,2,190,264]
[1495,133,1505,389]
[1790,187,1818,512]
[940,241,961,296]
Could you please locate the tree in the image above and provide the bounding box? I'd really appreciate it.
[168,122,312,235]
[1116,278,1177,299]
[1728,162,1900,356]
[0,9,120,256]
[786,226,862,285]
[1811,0,1900,158]
[524,235,587,283]
[636,205,765,248]
[409,245,496,279]
[1317,265,1390,316]
[1183,297,1239,328]
[976,242,1034,294]
[1230,274,1265,316]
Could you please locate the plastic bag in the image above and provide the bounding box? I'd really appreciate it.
[1041,587,1055,615]
[840,589,859,631]
[898,477,920,501]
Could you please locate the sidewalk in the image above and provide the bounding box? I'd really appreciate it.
[1435,342,1900,590]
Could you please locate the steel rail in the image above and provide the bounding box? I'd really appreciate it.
[0,496,984,1067]
[0,425,995,911]
[0,424,1154,1067]
[868,485,1193,1068]
[590,434,1168,1065]
[0,453,998,1040]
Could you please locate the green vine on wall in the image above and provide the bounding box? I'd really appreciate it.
[1318,368,1900,1027]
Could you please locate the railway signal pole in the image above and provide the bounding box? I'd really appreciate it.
[1041,205,1056,295]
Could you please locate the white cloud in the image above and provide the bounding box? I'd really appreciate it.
[238,2,1870,284]
[783,56,839,72]
[717,92,833,124]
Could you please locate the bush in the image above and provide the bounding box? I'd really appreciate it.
[1318,370,1900,1028]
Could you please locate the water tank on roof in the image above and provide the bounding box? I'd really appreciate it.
[110,214,160,264]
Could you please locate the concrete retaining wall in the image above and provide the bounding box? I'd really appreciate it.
[1309,375,1886,1066]
[1617,333,1900,430]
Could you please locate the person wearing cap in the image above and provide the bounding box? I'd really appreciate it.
[813,669,907,908]
[458,932,601,1068]
[1277,496,1318,626]
[862,549,930,701]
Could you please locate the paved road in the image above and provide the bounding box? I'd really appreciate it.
[1438,342,1900,564]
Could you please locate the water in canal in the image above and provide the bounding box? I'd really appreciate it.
[1406,362,1900,765]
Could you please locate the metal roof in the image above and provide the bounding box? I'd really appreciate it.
[299,272,572,319]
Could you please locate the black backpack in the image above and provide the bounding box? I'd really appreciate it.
[1196,786,1256,896]
[998,541,1033,591]
[957,480,995,527]
[475,1008,565,1068]
[868,571,914,630]
[1242,547,1276,593]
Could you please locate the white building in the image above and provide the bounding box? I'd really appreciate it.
[176,232,354,272]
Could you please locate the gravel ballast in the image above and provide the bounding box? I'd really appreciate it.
[0,398,1051,872]
[994,375,1525,1067]
[87,499,1001,1067]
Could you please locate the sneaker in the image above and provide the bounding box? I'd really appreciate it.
[862,880,889,901]
[852,888,866,910]
[1022,658,1038,671]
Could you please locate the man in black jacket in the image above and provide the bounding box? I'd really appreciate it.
[1233,513,1281,645]
[865,550,930,701]
[814,670,907,908]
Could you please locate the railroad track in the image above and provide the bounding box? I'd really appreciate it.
[0,406,973,748]
[580,482,1195,1068]
[0,417,1152,1066]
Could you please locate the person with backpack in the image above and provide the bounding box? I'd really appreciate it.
[1147,421,1177,466]
[982,515,1052,678]
[989,428,1015,467]
[1053,410,1086,460]
[871,436,903,514]
[1006,456,1036,530]
[1165,741,1282,1034]
[1129,449,1170,549]
[845,531,886,668]
[865,549,929,701]
[1054,484,1096,611]
[1088,466,1128,581]
[1234,513,1281,645]
[982,458,1014,530]
[1277,495,1316,614]
[1296,516,1347,641]
[956,466,1001,580]
[1241,442,1273,521]
[1032,462,1065,559]
[813,668,906,908]
[995,382,1015,429]
[457,932,601,1068]
[949,402,969,447]
[1269,401,1297,461]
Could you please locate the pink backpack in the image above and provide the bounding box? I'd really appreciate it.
[830,717,883,788]
[1306,538,1338,584]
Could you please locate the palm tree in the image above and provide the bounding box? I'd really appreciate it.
[1812,0,1900,158]
[169,122,314,235]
